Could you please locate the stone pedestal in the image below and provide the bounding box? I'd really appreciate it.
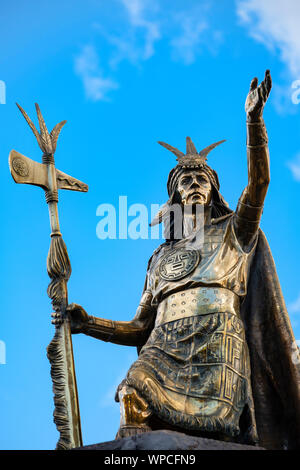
[76,430,264,451]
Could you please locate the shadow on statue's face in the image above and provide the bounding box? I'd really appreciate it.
[177,170,212,206]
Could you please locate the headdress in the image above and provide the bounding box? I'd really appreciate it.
[150,136,229,228]
[160,137,225,196]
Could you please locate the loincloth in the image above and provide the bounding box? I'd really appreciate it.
[124,311,257,440]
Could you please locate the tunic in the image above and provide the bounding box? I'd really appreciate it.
[124,215,258,441]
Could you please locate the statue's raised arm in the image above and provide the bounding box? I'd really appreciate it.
[234,70,272,248]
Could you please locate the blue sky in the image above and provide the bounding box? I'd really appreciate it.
[0,0,300,450]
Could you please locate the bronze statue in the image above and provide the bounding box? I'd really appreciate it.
[53,69,300,449]
[12,71,299,450]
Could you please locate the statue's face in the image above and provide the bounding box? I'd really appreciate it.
[177,170,212,206]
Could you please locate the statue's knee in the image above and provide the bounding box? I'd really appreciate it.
[118,383,152,426]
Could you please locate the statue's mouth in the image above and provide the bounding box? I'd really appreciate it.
[189,191,203,198]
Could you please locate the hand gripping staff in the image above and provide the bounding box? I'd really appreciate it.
[9,103,88,449]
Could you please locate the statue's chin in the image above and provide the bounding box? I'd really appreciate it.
[187,195,205,205]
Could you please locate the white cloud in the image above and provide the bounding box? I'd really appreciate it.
[74,45,118,101]
[169,3,223,65]
[76,3,224,100]
[96,1,221,69]
[237,0,300,77]
[108,0,160,67]
[271,83,298,116]
[287,154,300,182]
[170,15,208,65]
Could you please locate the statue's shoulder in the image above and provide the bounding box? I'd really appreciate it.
[147,242,170,270]
[151,242,168,258]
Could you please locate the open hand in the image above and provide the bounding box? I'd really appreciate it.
[245,70,272,122]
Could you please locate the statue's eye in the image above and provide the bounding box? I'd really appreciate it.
[198,176,209,184]
[181,178,190,185]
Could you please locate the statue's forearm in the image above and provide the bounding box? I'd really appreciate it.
[234,118,270,247]
[246,118,270,206]
[82,316,152,346]
[81,290,156,347]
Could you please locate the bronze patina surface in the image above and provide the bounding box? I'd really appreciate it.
[51,70,300,449]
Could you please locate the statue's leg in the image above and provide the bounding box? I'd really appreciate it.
[116,383,152,439]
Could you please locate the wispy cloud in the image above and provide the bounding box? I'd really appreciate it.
[106,0,161,68]
[170,14,208,65]
[121,0,160,60]
[237,0,300,77]
[74,45,118,101]
[75,2,224,101]
[271,83,298,116]
[237,1,300,115]
[287,154,300,182]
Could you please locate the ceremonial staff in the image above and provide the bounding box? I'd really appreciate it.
[9,103,88,449]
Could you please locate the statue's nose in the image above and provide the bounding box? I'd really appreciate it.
[190,178,200,188]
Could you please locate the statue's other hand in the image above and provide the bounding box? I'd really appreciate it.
[66,303,89,333]
[51,303,89,334]
[245,70,272,121]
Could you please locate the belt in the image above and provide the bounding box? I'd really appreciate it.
[155,286,240,327]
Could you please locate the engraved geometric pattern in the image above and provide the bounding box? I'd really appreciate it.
[12,156,29,177]
[129,312,249,413]
[159,248,200,281]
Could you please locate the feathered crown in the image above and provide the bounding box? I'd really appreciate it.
[150,136,228,228]
[158,136,225,168]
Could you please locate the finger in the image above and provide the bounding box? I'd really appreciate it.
[260,81,267,101]
[265,69,272,93]
[250,77,258,91]
[257,86,264,104]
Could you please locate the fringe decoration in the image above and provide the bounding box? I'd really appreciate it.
[46,235,82,449]
[47,326,73,450]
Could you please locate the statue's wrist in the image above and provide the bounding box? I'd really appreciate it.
[80,315,93,333]
[247,119,268,147]
[82,315,115,341]
[246,114,263,124]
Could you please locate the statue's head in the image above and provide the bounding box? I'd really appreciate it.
[150,137,232,239]
[151,137,232,239]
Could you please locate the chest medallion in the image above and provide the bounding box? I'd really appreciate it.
[159,248,200,281]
